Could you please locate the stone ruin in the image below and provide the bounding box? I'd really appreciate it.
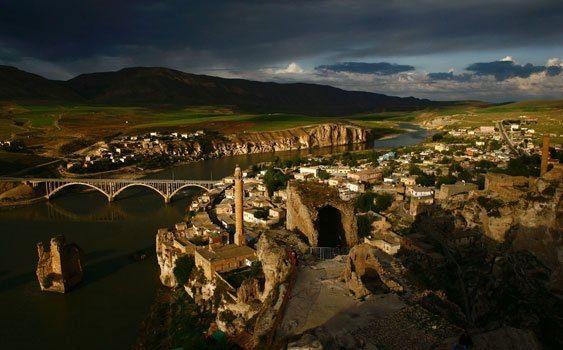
[341,243,405,298]
[286,181,358,248]
[36,235,84,293]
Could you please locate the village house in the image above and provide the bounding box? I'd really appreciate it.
[347,167,382,183]
[195,245,257,280]
[410,186,434,198]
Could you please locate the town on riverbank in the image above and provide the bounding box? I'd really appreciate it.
[140,118,562,349]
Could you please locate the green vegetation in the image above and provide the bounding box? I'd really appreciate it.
[263,168,290,196]
[355,191,394,213]
[253,208,269,219]
[173,255,195,286]
[317,168,330,180]
[502,154,541,177]
[357,215,373,238]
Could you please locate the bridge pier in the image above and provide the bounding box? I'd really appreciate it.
[164,196,171,204]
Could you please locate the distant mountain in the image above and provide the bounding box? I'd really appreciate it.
[0,65,82,102]
[0,65,441,115]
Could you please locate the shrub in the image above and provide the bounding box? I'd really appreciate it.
[357,215,373,238]
[263,168,290,196]
[317,169,330,180]
[174,255,195,286]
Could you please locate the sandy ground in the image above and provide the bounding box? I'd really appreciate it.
[278,256,405,345]
[278,255,461,349]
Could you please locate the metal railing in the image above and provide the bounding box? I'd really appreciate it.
[309,246,349,260]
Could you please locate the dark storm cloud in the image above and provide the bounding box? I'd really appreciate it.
[427,72,472,82]
[315,62,414,75]
[466,60,560,80]
[467,61,542,80]
[0,0,562,77]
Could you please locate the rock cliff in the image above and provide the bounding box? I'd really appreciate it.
[212,123,370,156]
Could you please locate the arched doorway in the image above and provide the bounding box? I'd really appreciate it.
[316,205,347,247]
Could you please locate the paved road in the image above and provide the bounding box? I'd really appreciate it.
[496,121,520,155]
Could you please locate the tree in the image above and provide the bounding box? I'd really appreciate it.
[355,192,377,212]
[373,193,394,212]
[174,255,195,286]
[355,192,393,213]
[263,168,290,196]
[357,215,373,238]
[504,154,541,177]
[432,132,445,141]
[317,169,330,180]
[436,175,457,187]
[409,164,424,176]
[416,173,436,187]
[253,208,269,219]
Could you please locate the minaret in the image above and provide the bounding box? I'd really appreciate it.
[234,165,245,246]
[541,134,550,176]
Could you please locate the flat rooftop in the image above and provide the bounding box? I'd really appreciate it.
[197,244,256,262]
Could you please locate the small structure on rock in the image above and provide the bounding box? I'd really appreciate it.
[36,235,84,293]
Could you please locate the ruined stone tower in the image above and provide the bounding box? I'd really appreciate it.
[541,134,550,176]
[36,235,83,293]
[234,165,245,246]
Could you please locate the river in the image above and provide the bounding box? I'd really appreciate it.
[0,124,429,350]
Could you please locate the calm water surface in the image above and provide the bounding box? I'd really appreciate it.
[0,125,429,349]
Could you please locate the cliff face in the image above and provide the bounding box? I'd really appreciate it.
[211,123,370,156]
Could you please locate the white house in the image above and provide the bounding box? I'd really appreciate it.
[410,186,434,198]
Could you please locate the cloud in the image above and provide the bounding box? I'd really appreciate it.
[263,62,305,75]
[1,0,562,76]
[427,71,472,82]
[315,62,415,75]
[466,59,559,81]
[230,56,563,102]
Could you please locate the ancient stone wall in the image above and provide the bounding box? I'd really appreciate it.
[286,181,358,247]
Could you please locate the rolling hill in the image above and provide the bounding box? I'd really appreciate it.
[0,65,441,115]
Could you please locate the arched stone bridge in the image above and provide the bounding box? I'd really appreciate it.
[3,177,220,203]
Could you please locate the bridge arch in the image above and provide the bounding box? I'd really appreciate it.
[46,182,112,201]
[169,183,210,201]
[111,183,167,201]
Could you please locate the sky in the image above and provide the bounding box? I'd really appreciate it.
[0,0,562,101]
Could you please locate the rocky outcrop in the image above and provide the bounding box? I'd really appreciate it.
[36,235,83,293]
[213,123,370,156]
[286,181,358,247]
[342,243,404,298]
[155,228,181,287]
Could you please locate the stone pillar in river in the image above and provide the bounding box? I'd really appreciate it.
[234,165,245,246]
[36,235,84,293]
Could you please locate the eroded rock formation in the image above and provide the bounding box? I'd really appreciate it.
[341,243,405,297]
[36,235,83,293]
[286,181,358,247]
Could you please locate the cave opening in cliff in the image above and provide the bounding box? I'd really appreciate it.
[316,205,347,248]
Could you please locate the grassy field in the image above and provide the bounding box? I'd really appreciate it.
[1,100,560,158]
[413,100,563,143]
